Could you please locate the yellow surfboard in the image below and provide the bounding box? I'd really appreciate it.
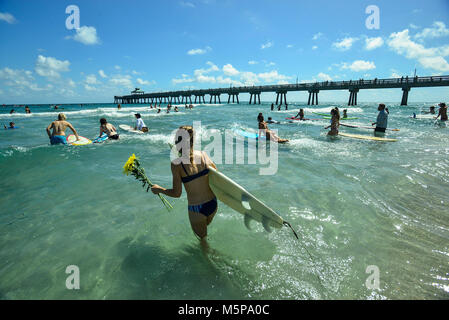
[339,132,397,142]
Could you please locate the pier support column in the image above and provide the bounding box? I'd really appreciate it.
[401,87,410,106]
[348,89,359,106]
[275,93,279,105]
[249,93,253,104]
[308,90,319,105]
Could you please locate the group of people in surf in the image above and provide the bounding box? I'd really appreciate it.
[45,113,121,145]
[324,104,389,136]
[419,103,448,120]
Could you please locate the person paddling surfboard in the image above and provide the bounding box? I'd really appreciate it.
[151,125,218,246]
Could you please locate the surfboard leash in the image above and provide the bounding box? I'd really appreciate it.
[284,220,327,296]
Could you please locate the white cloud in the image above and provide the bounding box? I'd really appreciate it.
[85,74,99,85]
[341,60,376,72]
[419,56,449,72]
[109,75,133,88]
[84,84,97,91]
[35,55,70,79]
[257,70,291,83]
[390,69,401,78]
[387,29,449,72]
[114,65,121,70]
[265,61,276,67]
[312,46,318,50]
[312,32,323,40]
[0,12,17,24]
[223,64,239,76]
[187,46,212,55]
[172,75,194,85]
[136,78,153,85]
[240,71,259,85]
[286,44,294,48]
[409,23,420,29]
[415,21,449,41]
[261,41,273,49]
[317,72,332,81]
[0,67,52,91]
[98,70,107,78]
[72,26,100,45]
[332,37,357,51]
[365,37,384,50]
[248,60,258,65]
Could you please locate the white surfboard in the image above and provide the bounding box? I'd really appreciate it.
[119,124,145,134]
[410,114,436,119]
[208,167,284,232]
[67,134,92,146]
[339,132,397,142]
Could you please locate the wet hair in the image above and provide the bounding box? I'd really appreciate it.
[176,125,195,165]
[268,117,272,120]
[58,113,66,120]
[100,118,107,125]
[379,103,386,110]
[9,122,14,126]
[257,113,264,122]
[439,102,446,107]
[135,113,141,118]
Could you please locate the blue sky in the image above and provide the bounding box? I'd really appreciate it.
[0,0,448,104]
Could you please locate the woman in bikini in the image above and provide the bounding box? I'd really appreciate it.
[325,108,340,136]
[151,125,218,243]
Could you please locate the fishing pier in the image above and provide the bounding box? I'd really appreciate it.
[114,75,449,106]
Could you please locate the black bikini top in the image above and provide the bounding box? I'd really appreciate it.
[180,153,209,183]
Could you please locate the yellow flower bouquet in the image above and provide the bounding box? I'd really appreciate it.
[123,154,173,211]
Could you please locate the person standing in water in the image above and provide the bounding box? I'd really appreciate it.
[99,118,119,140]
[25,106,31,114]
[258,114,288,143]
[435,103,448,121]
[371,103,388,133]
[134,113,149,132]
[271,103,274,111]
[46,113,79,145]
[117,104,121,110]
[325,108,340,136]
[151,126,218,243]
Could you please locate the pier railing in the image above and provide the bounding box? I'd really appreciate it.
[114,75,449,106]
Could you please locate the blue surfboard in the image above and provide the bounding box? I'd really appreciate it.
[92,133,108,143]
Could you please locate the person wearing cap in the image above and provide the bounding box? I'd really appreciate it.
[435,103,448,121]
[134,113,149,132]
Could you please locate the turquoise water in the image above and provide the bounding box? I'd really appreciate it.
[0,102,448,299]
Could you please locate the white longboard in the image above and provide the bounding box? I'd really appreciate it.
[67,134,92,145]
[208,167,284,232]
[119,124,145,134]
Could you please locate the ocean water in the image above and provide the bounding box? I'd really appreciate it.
[0,101,448,300]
